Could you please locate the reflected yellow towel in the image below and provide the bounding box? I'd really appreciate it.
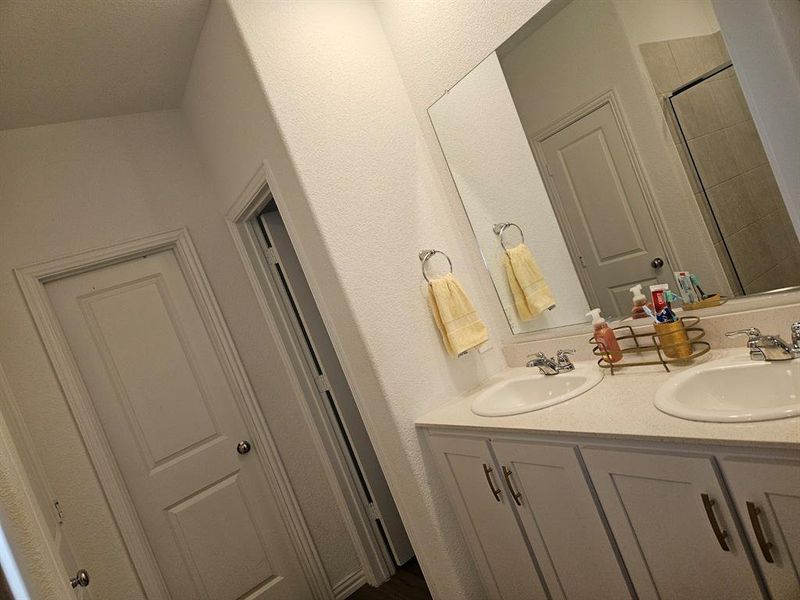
[428,273,489,356]
[503,243,556,321]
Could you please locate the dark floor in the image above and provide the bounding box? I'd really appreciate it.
[348,558,432,600]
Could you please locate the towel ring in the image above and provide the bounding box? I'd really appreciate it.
[419,249,453,283]
[493,222,525,251]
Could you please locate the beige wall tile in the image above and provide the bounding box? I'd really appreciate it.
[696,32,727,74]
[726,216,783,285]
[710,72,749,128]
[742,163,783,217]
[672,82,724,139]
[711,31,731,65]
[706,174,759,237]
[714,241,743,294]
[748,254,800,293]
[689,129,739,187]
[669,37,705,83]
[640,41,682,94]
[726,119,769,173]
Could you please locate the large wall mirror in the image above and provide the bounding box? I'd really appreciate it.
[430,0,800,335]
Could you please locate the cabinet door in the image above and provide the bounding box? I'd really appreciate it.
[492,439,632,599]
[722,457,800,600]
[582,447,764,600]
[427,433,548,600]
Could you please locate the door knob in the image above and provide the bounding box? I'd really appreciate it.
[236,440,252,455]
[70,569,90,589]
[651,257,664,269]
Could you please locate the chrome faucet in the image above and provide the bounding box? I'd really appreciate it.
[527,349,576,375]
[726,323,800,361]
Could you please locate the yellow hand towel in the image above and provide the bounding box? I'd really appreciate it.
[503,243,556,321]
[427,273,489,356]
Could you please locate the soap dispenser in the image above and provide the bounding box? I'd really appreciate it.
[587,308,623,363]
[629,284,651,319]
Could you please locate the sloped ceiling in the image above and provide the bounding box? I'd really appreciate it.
[0,0,210,130]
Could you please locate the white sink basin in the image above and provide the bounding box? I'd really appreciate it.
[655,354,800,422]
[471,364,603,417]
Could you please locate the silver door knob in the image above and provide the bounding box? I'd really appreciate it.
[236,440,252,455]
[651,257,664,269]
[70,569,90,589]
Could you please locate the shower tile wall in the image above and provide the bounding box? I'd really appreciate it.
[641,32,800,295]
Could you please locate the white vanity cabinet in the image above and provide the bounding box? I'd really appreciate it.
[426,434,549,599]
[721,457,800,600]
[581,447,764,600]
[425,427,800,600]
[427,432,631,600]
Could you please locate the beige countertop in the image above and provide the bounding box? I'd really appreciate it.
[416,349,800,450]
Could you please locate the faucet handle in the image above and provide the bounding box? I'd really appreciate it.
[791,322,800,339]
[726,327,761,341]
[556,349,576,369]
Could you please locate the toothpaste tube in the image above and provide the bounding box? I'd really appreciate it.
[650,283,670,313]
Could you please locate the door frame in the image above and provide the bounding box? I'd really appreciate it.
[0,362,75,600]
[225,161,396,590]
[529,89,678,309]
[14,229,332,600]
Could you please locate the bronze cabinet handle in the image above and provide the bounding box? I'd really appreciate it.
[746,501,774,563]
[701,493,730,551]
[502,466,523,506]
[482,463,502,502]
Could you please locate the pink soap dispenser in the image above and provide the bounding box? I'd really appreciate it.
[587,308,622,363]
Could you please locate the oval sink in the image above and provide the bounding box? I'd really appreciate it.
[471,364,603,417]
[655,355,800,422]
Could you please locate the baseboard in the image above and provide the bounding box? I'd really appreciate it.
[333,569,366,599]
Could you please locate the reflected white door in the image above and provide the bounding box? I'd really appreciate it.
[45,249,311,599]
[540,102,669,316]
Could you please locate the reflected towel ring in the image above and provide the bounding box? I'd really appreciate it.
[419,249,453,283]
[493,222,525,251]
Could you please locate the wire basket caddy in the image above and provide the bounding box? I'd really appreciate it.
[590,316,710,374]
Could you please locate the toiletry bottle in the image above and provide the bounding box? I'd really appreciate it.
[587,309,623,363]
[629,284,650,319]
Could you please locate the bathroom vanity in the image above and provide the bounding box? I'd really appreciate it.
[417,353,800,600]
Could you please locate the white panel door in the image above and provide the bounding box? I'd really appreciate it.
[427,433,548,600]
[541,102,668,317]
[491,439,632,599]
[45,249,311,599]
[582,447,764,600]
[722,457,800,600]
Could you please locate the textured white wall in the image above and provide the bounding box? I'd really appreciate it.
[0,109,358,596]
[429,53,589,333]
[376,0,554,346]
[204,1,520,597]
[181,1,364,589]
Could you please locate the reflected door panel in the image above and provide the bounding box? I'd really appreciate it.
[541,102,669,317]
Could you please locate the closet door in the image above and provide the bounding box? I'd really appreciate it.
[259,210,412,565]
[45,249,312,599]
[427,432,548,600]
[722,457,800,600]
[582,447,763,600]
[491,438,632,599]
